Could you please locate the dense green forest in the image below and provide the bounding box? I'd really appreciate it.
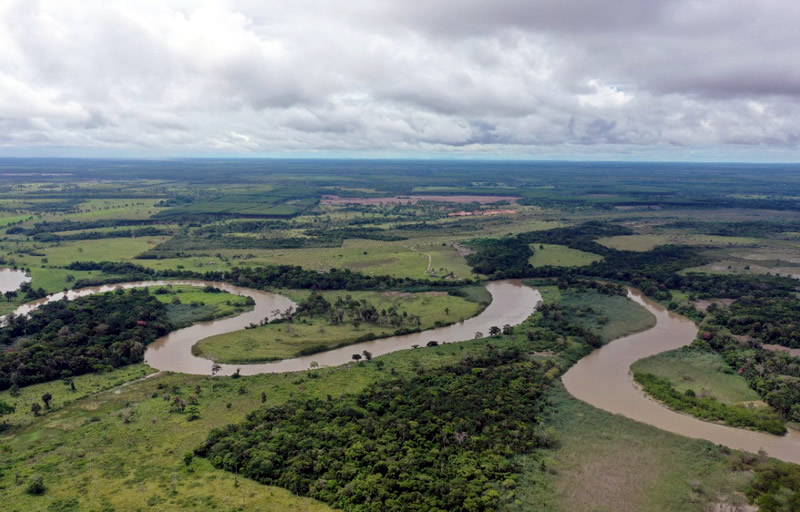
[197,350,552,512]
[0,289,171,390]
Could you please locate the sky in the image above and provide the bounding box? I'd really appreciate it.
[1,0,799,161]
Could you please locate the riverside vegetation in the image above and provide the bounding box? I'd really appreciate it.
[3,161,800,510]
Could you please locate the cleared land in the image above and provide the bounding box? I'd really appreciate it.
[507,386,752,512]
[559,290,656,343]
[631,347,762,405]
[193,289,482,363]
[528,243,603,267]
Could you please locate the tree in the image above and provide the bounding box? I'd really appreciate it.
[474,331,483,339]
[362,350,372,361]
[352,354,362,361]
[31,402,42,416]
[25,475,46,495]
[187,405,200,421]
[489,326,501,337]
[0,399,14,416]
[41,392,52,409]
[502,324,513,335]
[261,391,267,404]
[444,307,450,316]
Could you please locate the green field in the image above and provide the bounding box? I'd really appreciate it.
[136,238,476,280]
[529,243,603,267]
[35,236,168,266]
[598,233,765,252]
[559,290,656,342]
[193,289,482,363]
[631,347,762,405]
[508,386,752,512]
[153,285,255,327]
[597,234,670,251]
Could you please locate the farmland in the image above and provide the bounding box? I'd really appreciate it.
[1,160,800,511]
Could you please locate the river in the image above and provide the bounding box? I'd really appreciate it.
[6,268,800,462]
[3,277,542,376]
[562,288,800,464]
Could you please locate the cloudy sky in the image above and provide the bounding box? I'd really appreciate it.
[1,0,799,161]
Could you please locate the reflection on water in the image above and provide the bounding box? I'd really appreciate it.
[0,268,30,294]
[562,288,800,463]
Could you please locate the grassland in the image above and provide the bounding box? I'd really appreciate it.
[506,386,752,512]
[193,289,482,363]
[37,237,168,267]
[559,290,656,342]
[631,347,762,405]
[598,233,766,252]
[152,285,255,327]
[0,364,156,429]
[528,243,603,267]
[1,328,756,512]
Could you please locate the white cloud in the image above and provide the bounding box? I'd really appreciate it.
[0,0,798,159]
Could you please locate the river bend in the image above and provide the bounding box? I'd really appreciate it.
[562,288,800,464]
[4,279,541,377]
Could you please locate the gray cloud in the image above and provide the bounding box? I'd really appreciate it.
[0,0,799,159]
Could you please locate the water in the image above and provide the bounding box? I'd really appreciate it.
[562,288,800,464]
[4,278,542,377]
[0,268,30,294]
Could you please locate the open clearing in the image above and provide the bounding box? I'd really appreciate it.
[631,347,763,406]
[321,194,520,205]
[193,289,482,363]
[529,243,603,267]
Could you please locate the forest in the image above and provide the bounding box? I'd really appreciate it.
[197,350,552,512]
[0,289,171,390]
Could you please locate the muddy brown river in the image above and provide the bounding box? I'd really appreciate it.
[6,279,542,376]
[6,269,800,463]
[562,288,800,464]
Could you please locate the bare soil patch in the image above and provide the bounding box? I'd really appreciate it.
[694,298,736,311]
[321,194,519,205]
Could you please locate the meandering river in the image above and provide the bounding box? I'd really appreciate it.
[3,277,541,376]
[5,267,800,463]
[562,288,800,464]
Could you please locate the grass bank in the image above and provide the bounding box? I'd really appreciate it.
[193,289,482,363]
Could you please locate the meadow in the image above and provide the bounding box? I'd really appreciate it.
[631,347,762,405]
[528,243,603,267]
[1,161,800,510]
[193,289,482,363]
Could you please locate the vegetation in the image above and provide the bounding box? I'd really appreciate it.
[0,288,171,390]
[194,289,481,362]
[631,347,762,405]
[528,244,603,268]
[198,350,550,511]
[2,162,800,510]
[633,372,786,435]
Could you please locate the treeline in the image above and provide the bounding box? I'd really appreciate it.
[0,289,172,391]
[662,220,798,238]
[294,292,422,329]
[466,222,797,303]
[711,295,800,348]
[65,261,471,291]
[197,350,552,511]
[697,334,800,423]
[6,218,159,236]
[31,226,171,242]
[135,226,407,258]
[633,371,786,435]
